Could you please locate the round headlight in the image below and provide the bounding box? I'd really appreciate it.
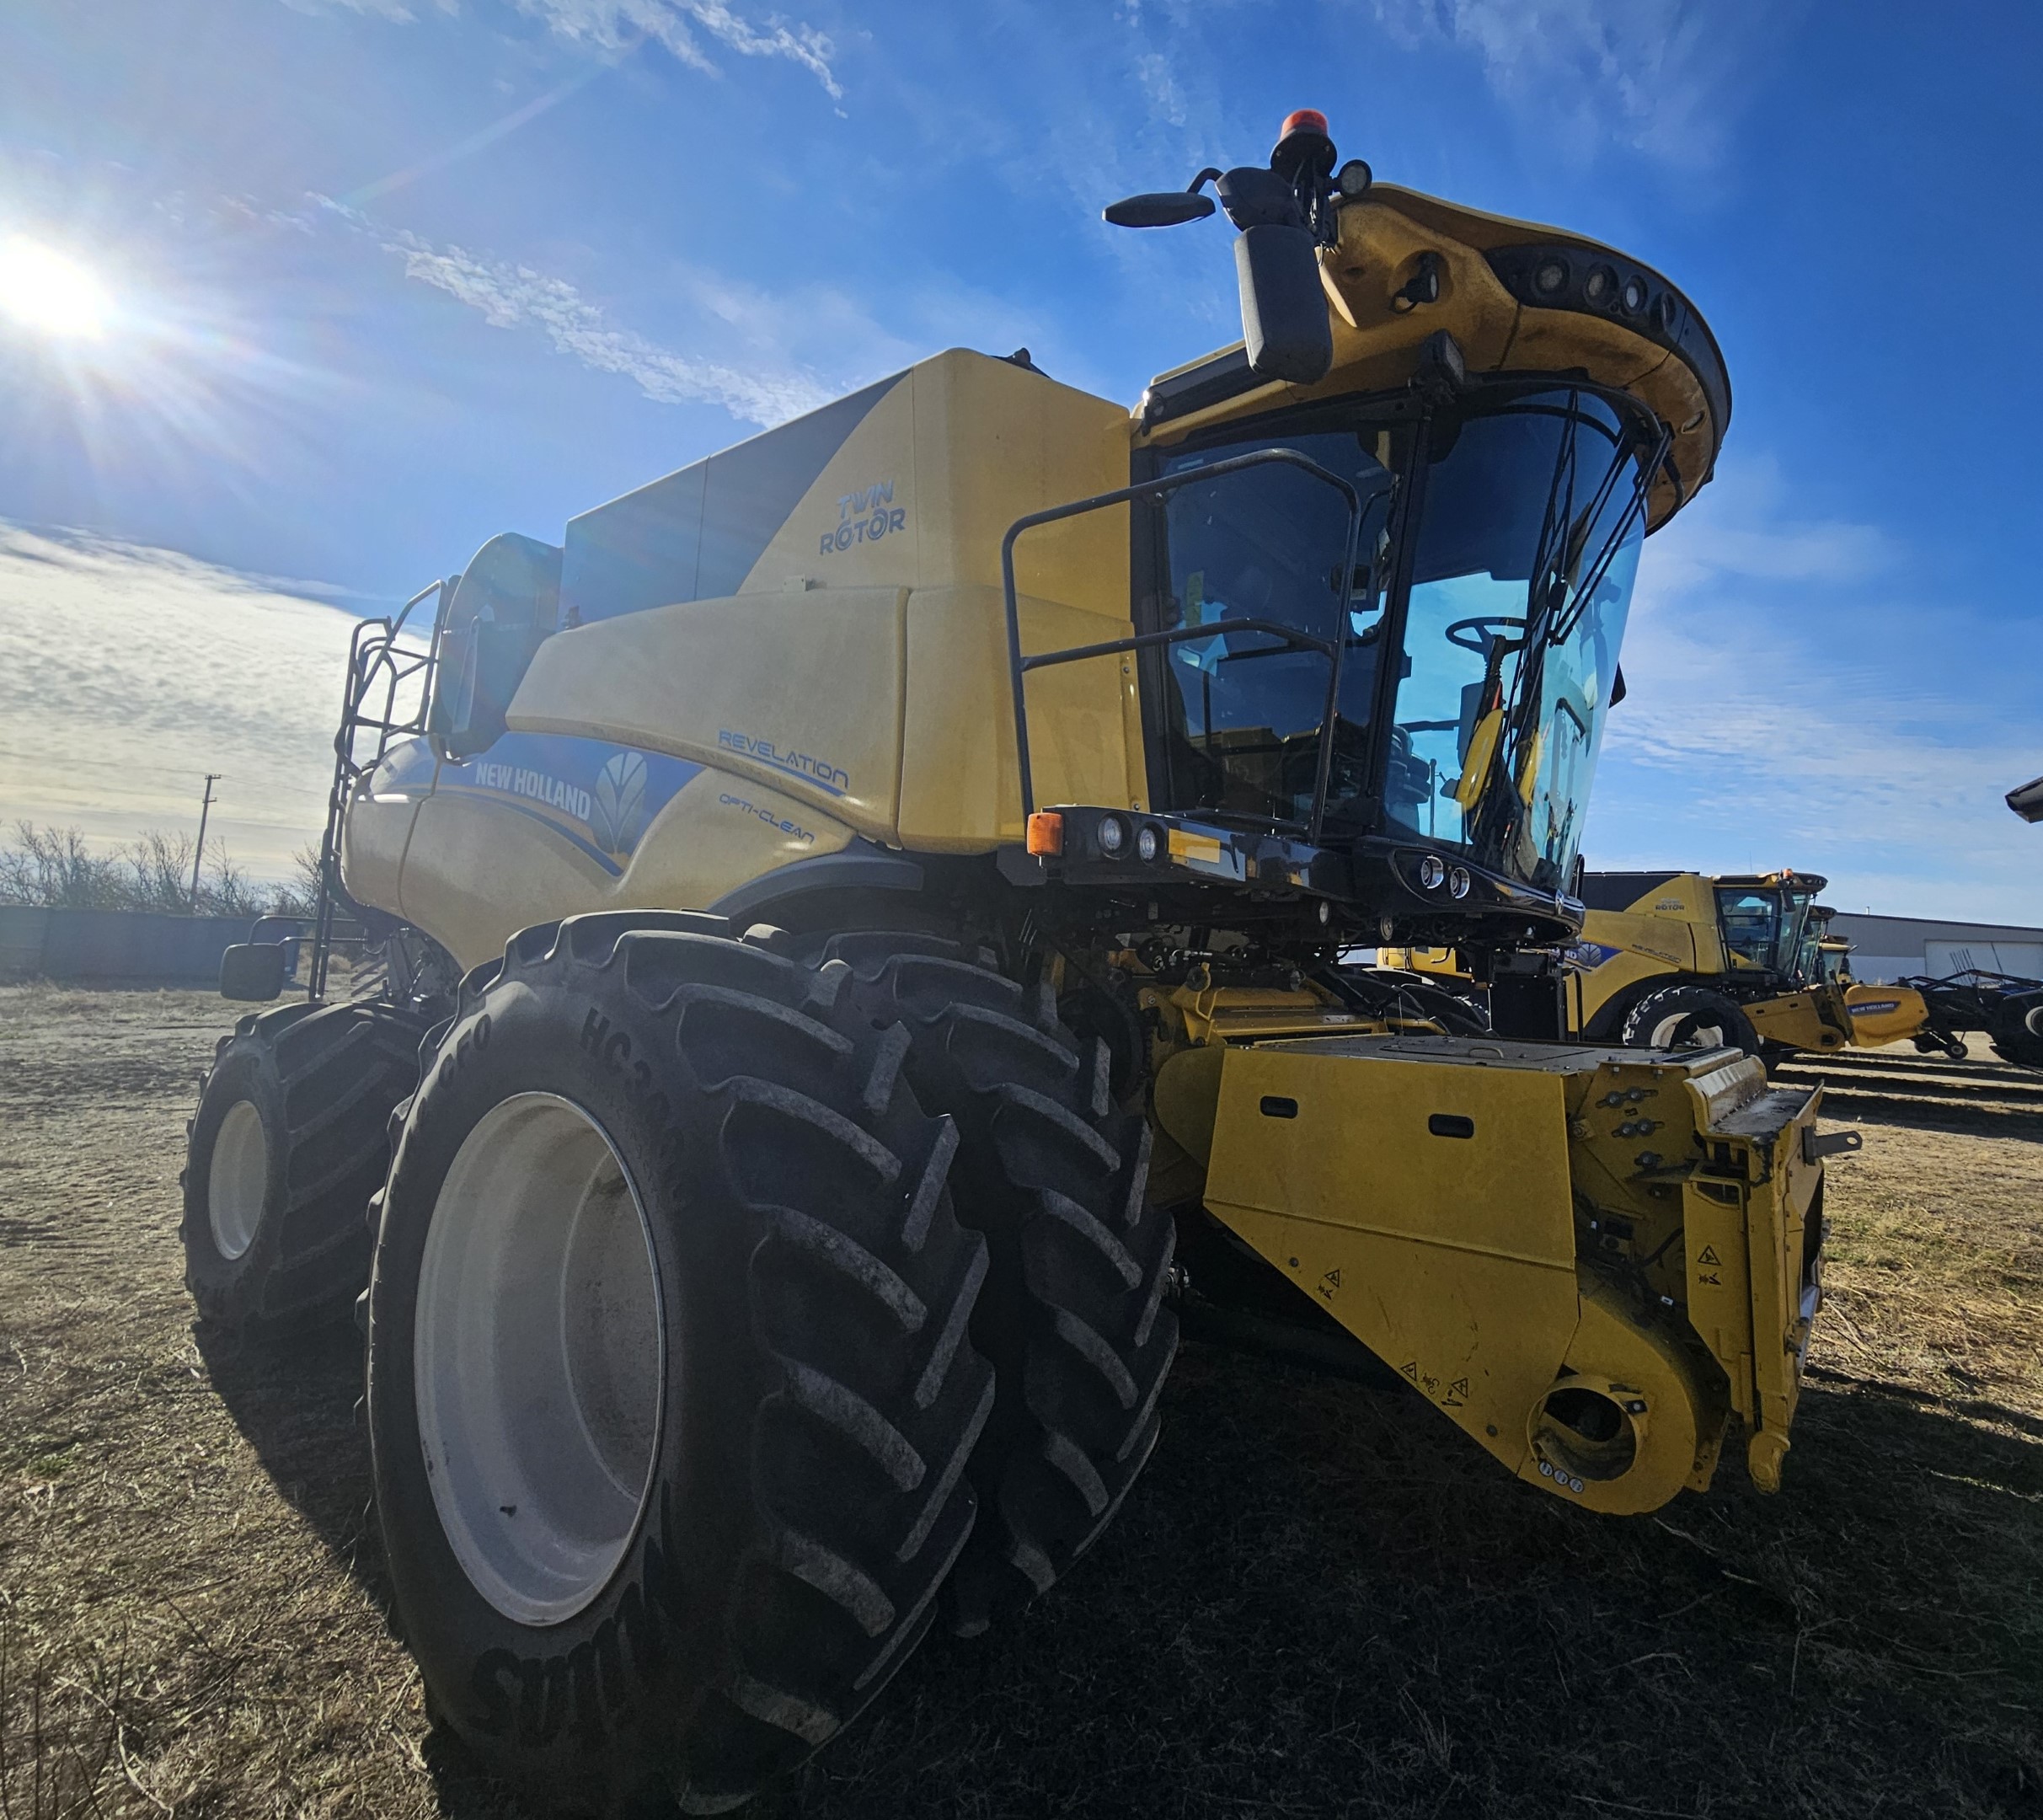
[1622,276,1648,313]
[1584,265,1614,305]
[1337,158,1373,197]
[1417,854,1446,891]
[1136,823,1161,863]
[1098,814,1127,857]
[1534,257,1568,297]
[1448,865,1471,899]
[1317,899,1331,926]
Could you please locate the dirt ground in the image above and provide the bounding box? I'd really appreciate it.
[2,984,2038,1819]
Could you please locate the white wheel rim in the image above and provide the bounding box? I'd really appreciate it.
[414,1092,666,1626]
[208,1100,269,1261]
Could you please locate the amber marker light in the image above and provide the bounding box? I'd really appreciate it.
[1025,811,1065,856]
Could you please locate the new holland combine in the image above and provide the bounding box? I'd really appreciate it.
[180,113,1846,1814]
[1379,870,1969,1065]
[1564,870,1940,1060]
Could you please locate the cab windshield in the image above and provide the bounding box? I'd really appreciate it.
[1387,390,1641,889]
[1142,387,1647,893]
[1717,887,1818,979]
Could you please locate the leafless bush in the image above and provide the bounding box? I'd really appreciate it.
[0,822,316,918]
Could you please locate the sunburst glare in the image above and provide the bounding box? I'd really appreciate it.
[0,234,114,340]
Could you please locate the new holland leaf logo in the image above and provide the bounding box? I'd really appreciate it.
[591,751,650,854]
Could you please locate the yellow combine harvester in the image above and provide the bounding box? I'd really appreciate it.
[1383,870,1949,1062]
[179,112,1846,1813]
[1567,870,1941,1058]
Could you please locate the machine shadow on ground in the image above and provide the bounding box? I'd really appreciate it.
[195,1318,2043,1820]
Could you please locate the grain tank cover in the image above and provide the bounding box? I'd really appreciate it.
[557,351,1133,625]
[559,375,900,624]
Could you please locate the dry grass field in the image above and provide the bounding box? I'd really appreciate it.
[2,983,2038,1818]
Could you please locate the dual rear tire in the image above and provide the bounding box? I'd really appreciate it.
[182,915,1177,1813]
[814,934,1179,1635]
[366,915,1174,1814]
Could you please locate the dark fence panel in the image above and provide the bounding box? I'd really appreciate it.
[0,907,300,985]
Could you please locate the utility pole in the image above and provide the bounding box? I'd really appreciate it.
[190,774,222,912]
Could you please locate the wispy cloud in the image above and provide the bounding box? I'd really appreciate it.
[278,0,452,20]
[0,522,370,881]
[1589,460,2038,919]
[1368,0,1787,167]
[276,0,842,97]
[323,201,836,424]
[512,0,842,98]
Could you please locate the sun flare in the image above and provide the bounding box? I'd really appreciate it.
[0,235,114,340]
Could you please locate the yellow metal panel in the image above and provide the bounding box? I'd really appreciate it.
[398,790,608,966]
[395,768,854,970]
[1201,1042,1580,1476]
[896,585,1142,849]
[1842,982,1933,1046]
[505,588,907,842]
[620,771,854,914]
[1746,991,1845,1052]
[339,785,419,917]
[720,352,1131,603]
[910,350,1131,611]
[1152,1045,1224,1167]
[1744,1091,1822,1492]
[734,377,920,594]
[1682,1177,1754,1424]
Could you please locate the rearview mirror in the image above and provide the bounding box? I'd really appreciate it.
[1234,224,1333,383]
[1103,191,1218,228]
[220,942,289,1002]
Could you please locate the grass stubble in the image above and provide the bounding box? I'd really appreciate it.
[0,985,2036,1817]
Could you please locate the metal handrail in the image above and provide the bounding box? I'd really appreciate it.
[307,580,444,998]
[1000,447,1363,844]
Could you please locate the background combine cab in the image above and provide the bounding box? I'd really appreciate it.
[184,110,1851,1817]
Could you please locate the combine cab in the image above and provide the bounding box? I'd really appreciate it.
[181,111,1847,1813]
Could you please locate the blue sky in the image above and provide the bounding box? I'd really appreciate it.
[1,0,2038,916]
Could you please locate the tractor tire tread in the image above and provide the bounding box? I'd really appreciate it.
[815,932,1178,1632]
[373,913,994,1814]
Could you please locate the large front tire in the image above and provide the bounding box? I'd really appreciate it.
[367,914,993,1815]
[180,999,419,1330]
[1620,983,1762,1060]
[815,934,1179,1635]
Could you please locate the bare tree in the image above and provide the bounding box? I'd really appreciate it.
[0,822,319,918]
[0,822,123,908]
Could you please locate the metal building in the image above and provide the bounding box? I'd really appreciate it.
[1826,911,2043,983]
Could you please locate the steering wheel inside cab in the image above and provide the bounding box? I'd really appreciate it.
[1445,614,1528,657]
